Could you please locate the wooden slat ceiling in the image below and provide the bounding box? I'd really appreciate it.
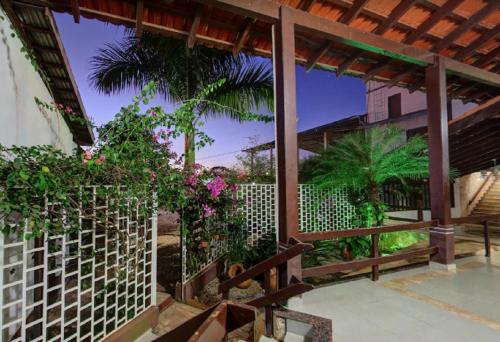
[8,0,500,104]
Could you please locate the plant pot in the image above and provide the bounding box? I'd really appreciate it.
[227,263,252,289]
[341,247,354,261]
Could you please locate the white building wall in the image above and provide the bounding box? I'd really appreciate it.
[0,9,75,154]
[366,81,476,124]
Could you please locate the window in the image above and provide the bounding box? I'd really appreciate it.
[388,93,402,119]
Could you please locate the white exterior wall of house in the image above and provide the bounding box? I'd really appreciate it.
[0,9,76,154]
[365,81,478,220]
[366,80,476,127]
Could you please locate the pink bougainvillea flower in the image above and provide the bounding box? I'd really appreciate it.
[192,163,203,170]
[237,171,247,180]
[150,110,156,116]
[202,204,215,218]
[65,106,73,114]
[95,154,106,165]
[207,176,226,199]
[150,170,157,181]
[230,184,239,193]
[83,150,93,160]
[57,103,64,110]
[185,174,198,187]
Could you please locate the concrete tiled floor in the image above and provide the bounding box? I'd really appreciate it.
[287,253,500,342]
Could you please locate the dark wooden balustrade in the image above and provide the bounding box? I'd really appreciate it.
[300,220,440,280]
[218,237,314,336]
[451,214,500,258]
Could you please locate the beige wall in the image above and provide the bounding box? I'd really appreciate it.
[366,81,476,124]
[459,172,489,216]
[0,9,75,154]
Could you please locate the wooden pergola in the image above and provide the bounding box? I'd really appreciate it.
[7,0,500,282]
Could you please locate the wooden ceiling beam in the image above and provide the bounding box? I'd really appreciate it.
[305,41,333,72]
[232,17,254,57]
[408,78,425,93]
[187,5,202,48]
[467,89,492,103]
[362,60,392,82]
[336,50,363,76]
[339,0,369,25]
[451,83,477,98]
[70,0,80,23]
[337,0,417,77]
[299,0,316,12]
[474,45,500,68]
[454,23,500,61]
[374,0,418,35]
[387,66,419,89]
[135,0,144,37]
[306,0,367,72]
[432,1,500,53]
[404,0,464,45]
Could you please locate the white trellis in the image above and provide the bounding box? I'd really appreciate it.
[181,183,355,283]
[0,186,157,342]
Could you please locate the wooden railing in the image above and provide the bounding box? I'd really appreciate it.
[299,220,439,281]
[154,301,256,341]
[466,173,495,215]
[219,237,314,336]
[451,214,500,258]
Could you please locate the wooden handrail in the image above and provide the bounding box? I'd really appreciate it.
[218,239,313,294]
[302,246,438,278]
[468,173,493,207]
[451,214,500,224]
[297,220,438,241]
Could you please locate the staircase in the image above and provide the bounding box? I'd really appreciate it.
[471,177,500,216]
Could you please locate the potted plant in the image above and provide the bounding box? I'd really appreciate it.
[226,222,252,289]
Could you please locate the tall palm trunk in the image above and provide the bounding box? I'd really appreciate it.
[184,46,196,167]
[184,129,196,166]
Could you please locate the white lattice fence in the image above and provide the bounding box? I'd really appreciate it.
[181,183,356,283]
[0,186,157,342]
[238,184,276,246]
[299,185,356,232]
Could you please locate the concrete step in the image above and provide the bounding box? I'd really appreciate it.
[475,203,500,209]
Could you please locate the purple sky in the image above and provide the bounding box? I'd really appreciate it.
[55,13,366,167]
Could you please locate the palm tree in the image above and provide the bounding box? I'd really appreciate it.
[89,33,273,165]
[313,126,429,225]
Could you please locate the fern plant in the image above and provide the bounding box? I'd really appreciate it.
[313,126,429,226]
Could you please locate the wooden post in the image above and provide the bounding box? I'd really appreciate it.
[417,199,424,222]
[264,267,277,336]
[426,56,455,267]
[371,233,379,281]
[483,221,491,258]
[273,7,301,286]
[323,131,328,151]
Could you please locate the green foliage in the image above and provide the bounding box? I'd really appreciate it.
[301,240,339,268]
[313,126,429,226]
[379,231,427,255]
[181,166,246,274]
[351,202,389,228]
[299,155,321,183]
[89,33,274,163]
[234,136,275,183]
[339,236,372,258]
[0,81,243,240]
[228,230,276,268]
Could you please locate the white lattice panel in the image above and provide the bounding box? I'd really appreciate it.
[0,187,157,342]
[238,184,276,246]
[181,184,355,283]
